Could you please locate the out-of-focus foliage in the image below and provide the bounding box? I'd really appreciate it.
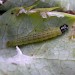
[0,0,37,10]
[0,0,75,11]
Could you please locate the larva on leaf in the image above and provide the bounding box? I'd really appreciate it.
[6,24,68,47]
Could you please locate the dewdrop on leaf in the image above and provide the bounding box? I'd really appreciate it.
[19,8,27,14]
[40,12,47,18]
[17,7,27,16]
[16,46,22,55]
[47,11,64,18]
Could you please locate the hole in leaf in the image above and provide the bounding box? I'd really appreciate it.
[0,10,6,15]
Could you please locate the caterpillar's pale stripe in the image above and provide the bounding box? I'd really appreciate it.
[6,27,62,47]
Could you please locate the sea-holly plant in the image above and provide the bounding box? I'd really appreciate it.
[0,4,75,49]
[0,1,75,75]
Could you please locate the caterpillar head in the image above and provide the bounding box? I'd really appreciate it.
[60,24,68,33]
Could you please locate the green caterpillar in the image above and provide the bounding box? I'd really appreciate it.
[6,24,68,47]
